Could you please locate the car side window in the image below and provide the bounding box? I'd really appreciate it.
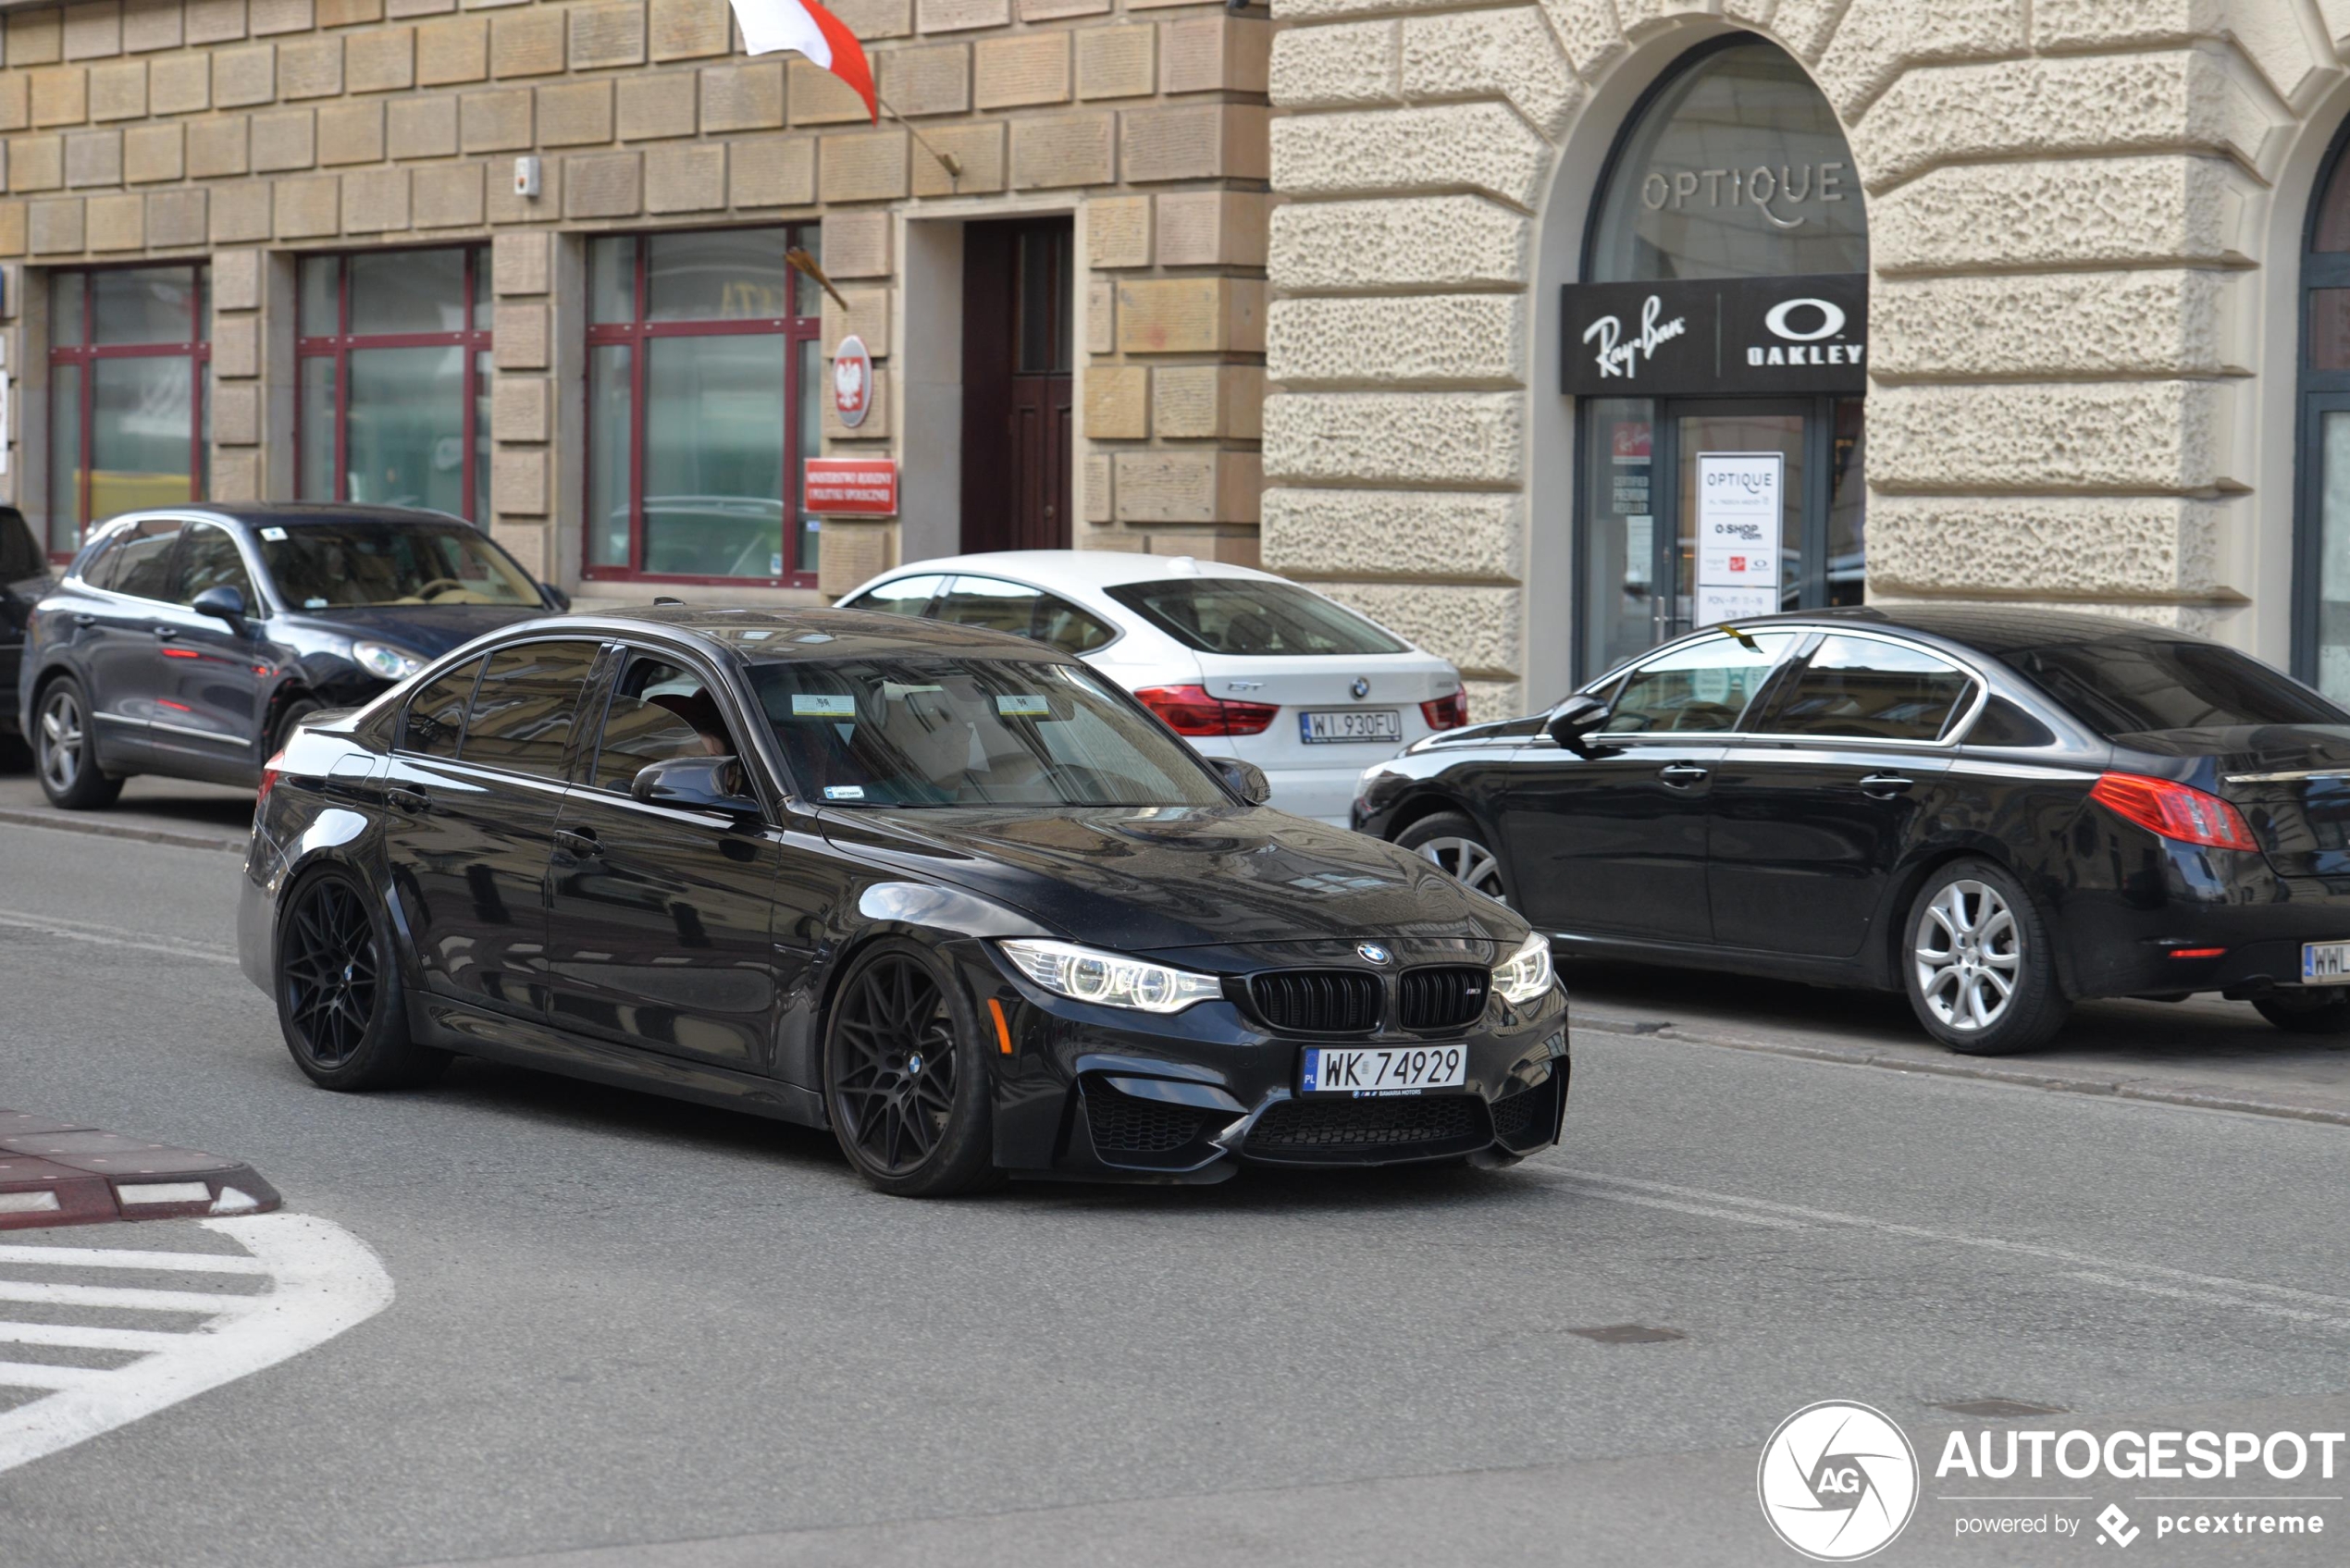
[849,574,946,618]
[1602,632,1799,735]
[105,519,184,602]
[459,640,601,778]
[589,650,745,793]
[934,575,1117,655]
[1751,635,1975,741]
[171,523,258,609]
[75,533,123,589]
[1963,696,2058,748]
[401,656,485,757]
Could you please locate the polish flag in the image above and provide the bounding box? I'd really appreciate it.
[725,0,876,122]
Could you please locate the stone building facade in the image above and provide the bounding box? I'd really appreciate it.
[0,0,1274,604]
[1261,0,2350,718]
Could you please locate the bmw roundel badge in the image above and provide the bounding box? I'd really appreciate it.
[1356,943,1391,965]
[1351,676,1371,699]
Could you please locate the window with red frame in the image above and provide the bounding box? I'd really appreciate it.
[296,247,491,522]
[585,226,824,587]
[45,265,210,558]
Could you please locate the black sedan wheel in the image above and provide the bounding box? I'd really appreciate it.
[34,677,124,810]
[1902,858,2069,1056]
[275,867,448,1090]
[2253,990,2350,1034]
[1396,811,1509,905]
[823,941,997,1196]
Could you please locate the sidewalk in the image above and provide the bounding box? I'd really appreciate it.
[1572,962,2350,1125]
[0,769,252,853]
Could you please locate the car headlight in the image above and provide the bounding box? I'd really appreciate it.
[1493,932,1554,1006]
[352,640,426,681]
[997,939,1224,1015]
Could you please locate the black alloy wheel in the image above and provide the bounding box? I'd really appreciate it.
[271,697,325,759]
[275,867,448,1090]
[34,676,123,810]
[2253,989,2350,1034]
[822,941,997,1196]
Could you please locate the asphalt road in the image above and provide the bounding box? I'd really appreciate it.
[5,811,2350,1567]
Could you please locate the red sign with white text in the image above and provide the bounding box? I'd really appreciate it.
[805,457,898,516]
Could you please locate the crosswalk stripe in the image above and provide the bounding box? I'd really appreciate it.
[0,1280,262,1315]
[0,1245,271,1276]
[0,1362,111,1391]
[0,1322,187,1352]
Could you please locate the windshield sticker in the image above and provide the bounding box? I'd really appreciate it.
[996,695,1051,718]
[261,526,288,541]
[823,784,865,801]
[792,694,856,718]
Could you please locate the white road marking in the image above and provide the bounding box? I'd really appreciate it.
[0,1213,392,1475]
[0,907,239,965]
[1546,1167,2350,1326]
[1552,1185,1813,1231]
[0,1243,269,1275]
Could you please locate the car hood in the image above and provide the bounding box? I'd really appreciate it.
[818,804,1525,953]
[275,603,550,657]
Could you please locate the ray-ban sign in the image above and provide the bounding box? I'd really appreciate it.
[1561,273,1867,399]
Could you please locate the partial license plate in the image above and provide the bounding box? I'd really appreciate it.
[1301,709,1402,745]
[2304,943,2350,984]
[1302,1044,1467,1097]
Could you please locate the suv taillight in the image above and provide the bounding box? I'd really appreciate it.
[2089,772,2258,852]
[1133,685,1279,738]
[1421,689,1469,731]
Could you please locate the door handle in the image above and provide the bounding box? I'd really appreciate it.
[387,785,430,813]
[554,828,600,858]
[1657,763,1711,788]
[72,613,96,628]
[1858,773,1916,798]
[152,625,179,639]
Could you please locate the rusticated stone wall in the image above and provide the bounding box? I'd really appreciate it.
[1263,0,2350,717]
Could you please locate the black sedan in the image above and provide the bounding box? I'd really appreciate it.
[0,504,54,765]
[237,607,1569,1195]
[17,503,564,809]
[1357,606,2350,1056]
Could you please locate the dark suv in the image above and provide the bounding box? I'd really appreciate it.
[0,505,56,765]
[17,503,565,809]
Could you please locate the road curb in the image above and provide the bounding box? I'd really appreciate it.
[0,806,243,854]
[1576,1011,2350,1129]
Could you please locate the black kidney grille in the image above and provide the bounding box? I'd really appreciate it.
[1246,1095,1489,1158]
[1398,966,1488,1031]
[1250,970,1381,1033]
[1088,1091,1207,1154]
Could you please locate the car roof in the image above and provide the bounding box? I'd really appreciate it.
[1734,604,2220,658]
[99,502,478,532]
[857,549,1279,592]
[529,604,1079,663]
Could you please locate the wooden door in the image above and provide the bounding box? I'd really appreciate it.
[960,218,1073,554]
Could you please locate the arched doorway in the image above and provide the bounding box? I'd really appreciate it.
[1563,37,1869,680]
[2297,130,2350,698]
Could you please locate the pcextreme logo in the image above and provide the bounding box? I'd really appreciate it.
[1759,1401,1921,1561]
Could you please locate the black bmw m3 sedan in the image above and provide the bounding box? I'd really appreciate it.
[1358,606,2350,1057]
[239,606,1567,1195]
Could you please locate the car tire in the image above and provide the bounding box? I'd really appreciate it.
[2252,990,2350,1034]
[274,864,451,1092]
[270,696,326,759]
[1395,811,1510,906]
[1901,858,2070,1056]
[33,676,124,810]
[822,938,1002,1197]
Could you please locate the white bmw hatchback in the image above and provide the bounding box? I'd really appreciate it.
[835,550,1468,824]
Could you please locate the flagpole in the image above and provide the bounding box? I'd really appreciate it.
[875,91,962,188]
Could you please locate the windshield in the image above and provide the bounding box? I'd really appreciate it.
[1104,579,1407,657]
[2003,637,2347,737]
[751,657,1231,809]
[257,522,541,609]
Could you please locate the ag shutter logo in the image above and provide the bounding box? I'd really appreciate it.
[2096,1503,2141,1548]
[1759,1401,1920,1561]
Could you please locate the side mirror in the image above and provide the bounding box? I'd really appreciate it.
[1545,693,1612,759]
[631,755,761,818]
[191,585,248,624]
[1207,756,1272,805]
[541,583,572,612]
